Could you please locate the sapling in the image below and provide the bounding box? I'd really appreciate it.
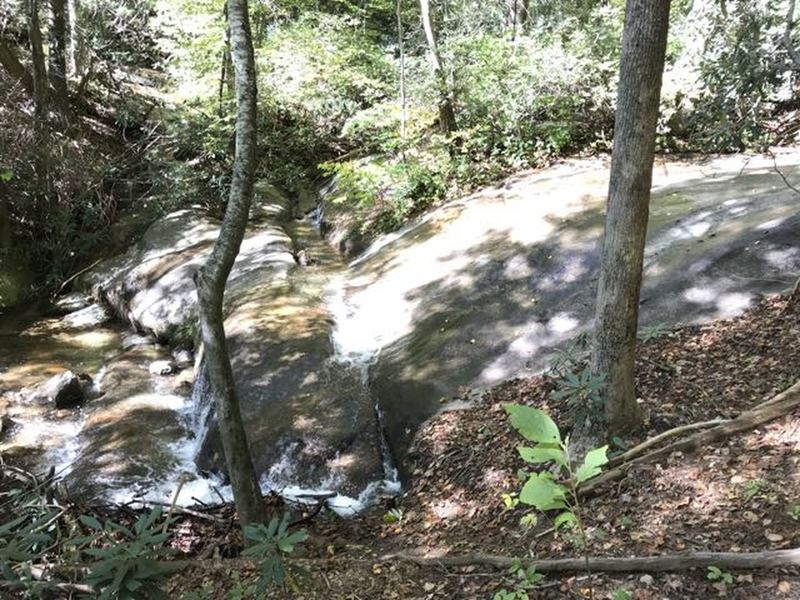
[504,403,609,592]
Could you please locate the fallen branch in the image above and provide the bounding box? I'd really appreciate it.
[581,379,800,496]
[383,548,800,573]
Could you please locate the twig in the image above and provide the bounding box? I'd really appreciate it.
[771,154,800,198]
[54,258,103,297]
[134,500,226,524]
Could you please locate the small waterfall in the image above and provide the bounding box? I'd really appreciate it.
[188,361,214,458]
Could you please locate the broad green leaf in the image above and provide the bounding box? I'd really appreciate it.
[504,404,561,445]
[518,445,566,467]
[518,472,567,511]
[554,511,577,530]
[575,445,609,484]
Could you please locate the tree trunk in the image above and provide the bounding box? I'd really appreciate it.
[419,0,456,134]
[397,0,407,141]
[27,0,49,123]
[194,0,265,528]
[784,0,800,71]
[0,39,34,94]
[585,0,672,444]
[0,197,11,250]
[48,0,70,115]
[67,0,81,76]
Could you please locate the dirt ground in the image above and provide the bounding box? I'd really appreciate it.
[161,292,800,599]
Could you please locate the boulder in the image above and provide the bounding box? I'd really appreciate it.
[31,371,91,409]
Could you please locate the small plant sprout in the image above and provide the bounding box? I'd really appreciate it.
[493,559,544,600]
[383,508,404,524]
[742,479,764,502]
[787,503,800,521]
[707,565,734,585]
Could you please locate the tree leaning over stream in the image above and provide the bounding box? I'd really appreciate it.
[194,0,265,527]
[582,0,673,449]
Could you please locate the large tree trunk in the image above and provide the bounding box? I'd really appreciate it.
[585,0,672,444]
[419,0,456,134]
[48,0,70,114]
[194,0,265,528]
[0,39,34,94]
[27,0,49,123]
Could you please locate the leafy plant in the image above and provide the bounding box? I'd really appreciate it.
[611,588,633,600]
[242,514,307,595]
[787,503,800,521]
[504,404,609,564]
[493,559,544,600]
[707,565,734,585]
[551,366,607,426]
[75,506,183,599]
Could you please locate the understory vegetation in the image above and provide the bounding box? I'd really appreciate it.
[3,0,800,289]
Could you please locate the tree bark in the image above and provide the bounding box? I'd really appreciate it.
[27,0,49,123]
[784,0,800,70]
[48,0,70,114]
[586,0,672,444]
[419,0,456,134]
[397,0,407,141]
[67,0,81,76]
[194,0,265,528]
[0,39,34,94]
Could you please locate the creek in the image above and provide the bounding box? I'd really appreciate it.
[1,151,799,513]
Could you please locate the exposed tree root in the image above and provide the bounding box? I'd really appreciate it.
[384,548,800,573]
[609,419,728,467]
[581,379,800,497]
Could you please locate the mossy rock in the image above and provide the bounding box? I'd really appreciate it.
[0,256,32,311]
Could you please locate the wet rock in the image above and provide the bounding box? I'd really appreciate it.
[121,332,156,350]
[61,304,112,329]
[31,371,90,409]
[171,349,194,369]
[78,198,295,344]
[53,292,92,315]
[339,154,800,476]
[149,360,177,376]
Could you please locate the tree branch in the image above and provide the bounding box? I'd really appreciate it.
[383,548,800,572]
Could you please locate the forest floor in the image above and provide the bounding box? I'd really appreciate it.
[163,291,800,599]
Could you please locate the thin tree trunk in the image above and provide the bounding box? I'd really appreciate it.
[27,0,49,122]
[0,197,11,250]
[585,0,672,445]
[67,0,84,77]
[48,0,70,115]
[397,0,406,141]
[419,0,456,134]
[784,0,800,70]
[218,2,231,116]
[194,0,265,528]
[0,39,34,94]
